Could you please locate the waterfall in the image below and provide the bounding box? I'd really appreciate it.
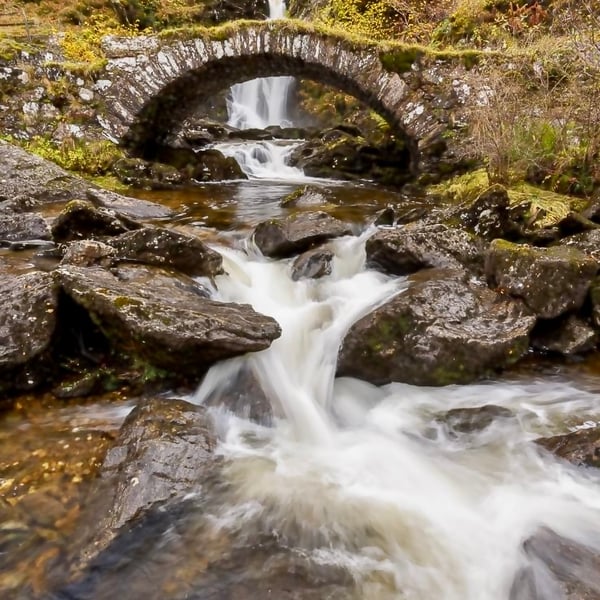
[226,0,294,130]
[192,232,600,599]
[219,0,307,180]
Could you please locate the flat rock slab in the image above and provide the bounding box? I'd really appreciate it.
[0,212,50,245]
[485,239,598,319]
[86,188,173,220]
[57,265,281,375]
[366,222,483,276]
[253,211,352,258]
[337,269,535,386]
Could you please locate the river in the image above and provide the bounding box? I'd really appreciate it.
[3,1,600,598]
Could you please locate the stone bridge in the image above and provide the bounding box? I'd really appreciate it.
[99,20,478,176]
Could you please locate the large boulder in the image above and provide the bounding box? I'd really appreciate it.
[0,139,89,205]
[337,269,535,386]
[51,200,140,243]
[107,227,224,278]
[57,265,281,375]
[366,222,483,276]
[70,397,219,565]
[288,128,411,185]
[253,212,352,258]
[485,239,598,319]
[0,272,59,395]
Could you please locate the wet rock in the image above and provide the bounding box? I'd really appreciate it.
[0,272,59,394]
[511,527,600,600]
[536,426,600,468]
[337,269,535,386]
[531,315,597,356]
[57,265,281,376]
[458,184,518,240]
[0,139,89,205]
[280,185,331,208]
[485,239,598,319]
[291,247,334,280]
[265,125,314,139]
[86,187,173,220]
[107,227,224,278]
[366,222,483,276]
[74,398,218,562]
[51,200,141,243]
[0,211,50,245]
[289,128,411,185]
[56,502,353,600]
[61,240,117,268]
[229,127,274,141]
[589,278,600,329]
[558,229,600,262]
[253,211,352,258]
[203,363,273,425]
[372,206,395,227]
[190,148,247,182]
[436,405,514,435]
[111,156,186,189]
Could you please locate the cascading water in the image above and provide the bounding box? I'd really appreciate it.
[226,0,294,131]
[192,231,600,599]
[219,0,306,180]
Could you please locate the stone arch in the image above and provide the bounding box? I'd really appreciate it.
[99,22,468,176]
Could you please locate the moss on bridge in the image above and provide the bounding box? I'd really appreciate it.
[155,18,490,73]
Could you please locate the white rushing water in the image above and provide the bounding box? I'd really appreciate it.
[221,0,307,180]
[226,0,294,130]
[193,231,600,600]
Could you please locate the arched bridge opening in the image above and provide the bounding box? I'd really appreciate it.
[99,22,471,177]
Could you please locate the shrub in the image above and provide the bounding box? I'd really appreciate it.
[23,136,124,176]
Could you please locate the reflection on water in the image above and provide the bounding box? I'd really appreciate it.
[129,179,418,233]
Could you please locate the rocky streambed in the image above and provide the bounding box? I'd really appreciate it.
[3,139,600,598]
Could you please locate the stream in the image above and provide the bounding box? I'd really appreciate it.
[3,1,600,598]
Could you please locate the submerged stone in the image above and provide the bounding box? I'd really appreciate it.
[337,269,535,386]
